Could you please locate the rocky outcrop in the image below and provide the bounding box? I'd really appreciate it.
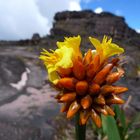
[52,10,139,40]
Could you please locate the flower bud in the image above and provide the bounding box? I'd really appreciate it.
[106,94,125,104]
[100,85,114,95]
[94,95,105,105]
[106,72,120,84]
[89,83,100,95]
[81,95,92,109]
[93,63,114,85]
[94,105,108,115]
[104,105,115,116]
[60,92,76,102]
[106,68,124,84]
[83,49,92,65]
[113,86,128,94]
[58,67,72,77]
[58,77,77,90]
[73,59,85,80]
[76,81,88,95]
[67,101,80,119]
[86,62,95,79]
[92,54,100,72]
[91,109,102,128]
[80,110,90,125]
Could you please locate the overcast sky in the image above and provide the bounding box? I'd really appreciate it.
[0,0,139,40]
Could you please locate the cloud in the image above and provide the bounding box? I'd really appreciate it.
[94,7,103,14]
[0,0,49,40]
[69,0,81,11]
[136,29,140,33]
[0,0,81,40]
[37,0,81,28]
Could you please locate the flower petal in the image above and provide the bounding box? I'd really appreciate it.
[57,35,82,58]
[65,35,81,51]
[89,37,101,52]
[103,43,124,58]
[40,47,74,84]
[47,65,59,84]
[55,47,73,68]
[89,36,124,63]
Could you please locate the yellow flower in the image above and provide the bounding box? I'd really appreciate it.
[57,35,82,59]
[39,47,74,84]
[40,35,128,127]
[89,36,124,63]
[39,35,82,84]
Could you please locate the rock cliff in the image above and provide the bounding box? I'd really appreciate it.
[52,10,139,40]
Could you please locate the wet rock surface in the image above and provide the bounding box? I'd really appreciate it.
[0,55,25,105]
[0,46,139,140]
[0,122,41,140]
[0,47,60,139]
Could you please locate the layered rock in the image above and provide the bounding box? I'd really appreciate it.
[51,10,139,40]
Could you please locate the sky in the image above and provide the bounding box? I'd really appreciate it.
[0,0,139,40]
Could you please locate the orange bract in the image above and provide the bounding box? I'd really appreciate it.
[55,53,128,128]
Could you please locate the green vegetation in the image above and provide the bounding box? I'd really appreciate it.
[91,105,140,140]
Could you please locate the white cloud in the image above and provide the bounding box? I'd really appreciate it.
[136,29,140,33]
[0,0,81,40]
[94,7,103,14]
[36,0,81,29]
[69,0,81,11]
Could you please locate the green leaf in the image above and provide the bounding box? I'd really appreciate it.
[114,105,126,129]
[114,105,127,139]
[102,115,121,140]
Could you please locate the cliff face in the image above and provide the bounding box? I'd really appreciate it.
[51,10,139,40]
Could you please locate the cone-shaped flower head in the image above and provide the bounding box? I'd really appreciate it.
[40,35,128,128]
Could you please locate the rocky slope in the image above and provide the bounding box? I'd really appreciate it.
[0,10,140,139]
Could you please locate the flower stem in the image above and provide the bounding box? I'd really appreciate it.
[75,112,86,140]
